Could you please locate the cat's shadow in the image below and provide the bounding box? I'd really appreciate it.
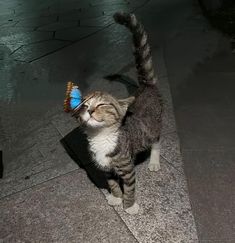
[61,127,109,188]
[60,74,149,189]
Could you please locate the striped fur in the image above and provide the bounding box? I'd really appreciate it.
[113,12,157,85]
[78,12,163,214]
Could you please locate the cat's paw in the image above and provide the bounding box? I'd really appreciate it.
[106,194,122,206]
[125,203,140,215]
[148,162,160,172]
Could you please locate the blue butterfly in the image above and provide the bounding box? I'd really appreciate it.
[70,86,82,109]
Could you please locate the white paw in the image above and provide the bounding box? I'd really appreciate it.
[148,162,160,172]
[125,203,140,215]
[106,194,122,206]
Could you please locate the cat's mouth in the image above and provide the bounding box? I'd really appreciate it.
[86,117,105,128]
[83,113,105,127]
[90,116,103,123]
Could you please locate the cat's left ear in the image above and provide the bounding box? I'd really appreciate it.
[118,96,135,113]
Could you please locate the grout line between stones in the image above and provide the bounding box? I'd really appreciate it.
[51,121,64,138]
[161,154,184,175]
[99,190,140,243]
[29,22,114,63]
[10,0,152,64]
[0,167,80,201]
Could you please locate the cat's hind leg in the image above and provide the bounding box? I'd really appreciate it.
[148,140,161,172]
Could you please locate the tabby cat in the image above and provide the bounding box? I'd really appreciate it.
[76,12,163,215]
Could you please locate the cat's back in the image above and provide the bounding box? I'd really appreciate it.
[120,85,162,152]
[130,85,162,118]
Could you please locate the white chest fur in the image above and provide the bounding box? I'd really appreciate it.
[87,128,119,169]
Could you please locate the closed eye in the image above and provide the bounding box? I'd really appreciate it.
[96,103,112,109]
[82,104,89,109]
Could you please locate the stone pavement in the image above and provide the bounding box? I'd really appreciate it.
[162,1,235,242]
[0,0,199,241]
[0,47,198,241]
[166,37,235,241]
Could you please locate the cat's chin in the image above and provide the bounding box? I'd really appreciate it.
[86,118,106,129]
[80,112,105,128]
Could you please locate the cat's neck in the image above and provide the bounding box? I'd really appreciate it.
[86,125,120,169]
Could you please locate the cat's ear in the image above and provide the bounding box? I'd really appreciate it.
[118,96,135,113]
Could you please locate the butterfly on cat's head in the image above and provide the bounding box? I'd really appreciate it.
[63,81,93,114]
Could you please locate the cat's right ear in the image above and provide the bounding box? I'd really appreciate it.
[118,96,135,113]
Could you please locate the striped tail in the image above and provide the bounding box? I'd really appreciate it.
[113,12,157,86]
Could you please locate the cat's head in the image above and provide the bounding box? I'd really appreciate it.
[77,91,134,129]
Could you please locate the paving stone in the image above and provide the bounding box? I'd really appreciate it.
[199,40,235,73]
[161,104,177,135]
[176,104,235,151]
[0,26,35,38]
[3,121,61,172]
[159,77,177,135]
[128,0,151,9]
[4,144,44,175]
[93,4,130,17]
[80,15,113,27]
[160,132,183,173]
[0,103,62,152]
[183,150,235,242]
[158,77,173,107]
[55,26,102,42]
[0,143,78,199]
[12,39,71,62]
[0,19,19,29]
[0,170,137,243]
[175,72,235,108]
[173,71,235,151]
[90,0,148,14]
[89,0,127,7]
[15,16,57,28]
[157,54,171,76]
[10,3,60,20]
[38,21,78,31]
[59,9,104,22]
[51,111,78,137]
[160,92,177,135]
[0,31,53,52]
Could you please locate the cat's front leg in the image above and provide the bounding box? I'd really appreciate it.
[105,172,123,206]
[115,161,139,215]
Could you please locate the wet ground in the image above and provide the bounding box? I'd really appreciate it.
[0,0,235,242]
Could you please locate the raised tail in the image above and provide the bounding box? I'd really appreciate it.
[113,12,157,86]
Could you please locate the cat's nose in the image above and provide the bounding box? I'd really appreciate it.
[87,109,94,115]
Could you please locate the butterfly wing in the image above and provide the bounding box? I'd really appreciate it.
[70,88,81,99]
[64,82,74,112]
[70,97,82,109]
[64,82,82,112]
[70,87,82,109]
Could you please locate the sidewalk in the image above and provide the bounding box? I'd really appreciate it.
[162,2,235,242]
[0,47,198,242]
[0,1,199,242]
